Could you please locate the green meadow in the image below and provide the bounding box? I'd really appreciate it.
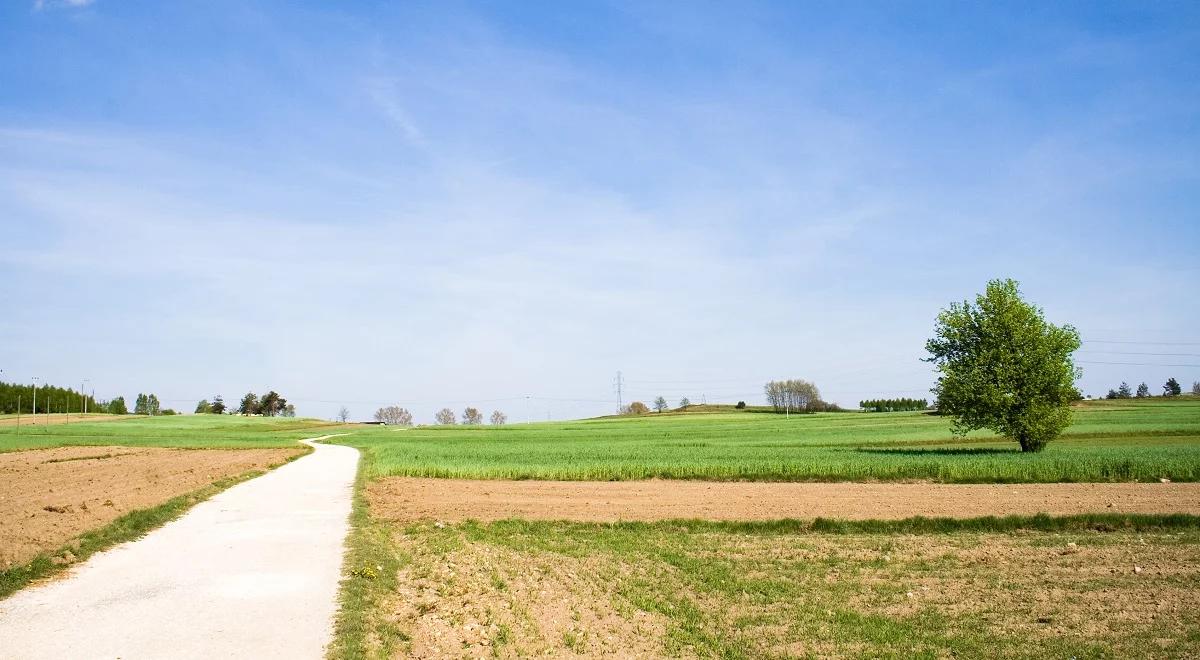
[0,414,345,451]
[338,397,1200,483]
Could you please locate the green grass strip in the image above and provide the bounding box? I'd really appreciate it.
[328,455,408,660]
[0,447,310,600]
[482,512,1200,537]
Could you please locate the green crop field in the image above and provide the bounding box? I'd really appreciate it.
[0,414,347,451]
[336,397,1200,483]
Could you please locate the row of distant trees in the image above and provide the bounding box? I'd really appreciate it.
[1104,378,1194,399]
[370,405,507,426]
[859,398,929,412]
[0,382,177,416]
[0,381,101,415]
[195,391,294,417]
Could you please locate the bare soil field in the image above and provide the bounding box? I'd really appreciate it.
[375,521,1200,657]
[367,477,1200,523]
[0,445,302,568]
[0,414,135,427]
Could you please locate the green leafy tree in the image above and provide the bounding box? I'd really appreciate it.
[1136,382,1150,398]
[1163,378,1182,397]
[924,279,1081,453]
[653,396,668,413]
[210,395,226,415]
[147,394,161,416]
[239,392,259,415]
[134,393,149,415]
[107,396,128,415]
[195,399,212,414]
[1117,382,1133,399]
[258,390,287,416]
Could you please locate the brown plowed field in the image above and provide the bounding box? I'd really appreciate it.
[0,445,302,568]
[367,477,1200,523]
[0,413,136,427]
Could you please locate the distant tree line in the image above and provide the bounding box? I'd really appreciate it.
[424,406,507,426]
[195,391,293,417]
[859,398,929,412]
[1103,378,1187,399]
[0,381,101,415]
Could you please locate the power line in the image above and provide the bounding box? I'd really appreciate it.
[1083,340,1200,346]
[1077,360,1200,368]
[1078,351,1200,357]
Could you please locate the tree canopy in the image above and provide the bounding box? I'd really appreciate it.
[924,279,1081,453]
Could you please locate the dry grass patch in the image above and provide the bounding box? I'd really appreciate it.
[338,518,1200,658]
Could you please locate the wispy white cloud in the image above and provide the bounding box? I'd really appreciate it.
[33,0,94,11]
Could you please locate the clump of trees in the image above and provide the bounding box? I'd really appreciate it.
[434,408,456,425]
[1105,382,1134,399]
[105,396,128,415]
[763,379,824,413]
[859,398,928,412]
[373,406,413,426]
[462,407,484,425]
[0,381,101,415]
[490,410,507,425]
[735,401,746,409]
[231,391,290,416]
[134,393,162,416]
[925,279,1080,453]
[621,401,650,415]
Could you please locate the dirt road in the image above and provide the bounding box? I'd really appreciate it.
[368,477,1200,522]
[0,437,358,660]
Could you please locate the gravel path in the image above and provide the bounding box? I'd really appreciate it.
[0,437,358,660]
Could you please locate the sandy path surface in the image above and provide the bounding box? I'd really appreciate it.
[368,478,1200,522]
[0,437,358,660]
[1,445,302,568]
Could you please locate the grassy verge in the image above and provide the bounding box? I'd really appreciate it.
[329,457,410,660]
[0,447,310,600]
[332,513,1200,658]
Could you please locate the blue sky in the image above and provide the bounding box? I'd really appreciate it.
[1,1,1197,421]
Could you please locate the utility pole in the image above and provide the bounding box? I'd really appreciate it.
[614,371,623,414]
[16,395,20,437]
[32,377,39,418]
